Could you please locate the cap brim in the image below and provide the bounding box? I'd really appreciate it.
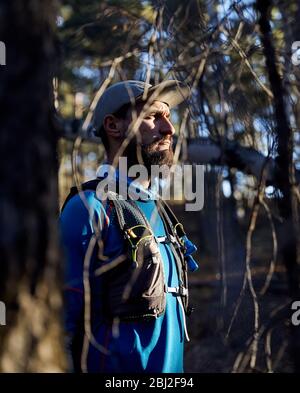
[137,80,191,108]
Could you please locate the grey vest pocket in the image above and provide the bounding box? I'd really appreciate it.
[103,236,166,321]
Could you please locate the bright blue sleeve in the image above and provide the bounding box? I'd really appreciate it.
[59,191,105,333]
[59,191,106,371]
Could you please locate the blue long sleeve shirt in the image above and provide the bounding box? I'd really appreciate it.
[59,179,187,373]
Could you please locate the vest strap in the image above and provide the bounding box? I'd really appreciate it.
[155,235,177,244]
[164,284,188,297]
[164,285,190,342]
[177,296,190,342]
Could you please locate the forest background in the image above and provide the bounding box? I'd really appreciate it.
[0,0,300,373]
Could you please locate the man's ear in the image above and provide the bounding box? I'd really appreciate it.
[103,115,124,138]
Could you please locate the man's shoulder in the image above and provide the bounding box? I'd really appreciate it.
[60,189,105,219]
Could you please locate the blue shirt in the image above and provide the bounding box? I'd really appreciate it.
[59,180,186,373]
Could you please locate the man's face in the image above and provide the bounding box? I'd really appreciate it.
[122,100,176,168]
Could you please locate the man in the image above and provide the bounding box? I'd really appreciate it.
[59,80,198,373]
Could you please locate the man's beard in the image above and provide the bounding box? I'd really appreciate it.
[125,137,174,171]
[142,138,174,169]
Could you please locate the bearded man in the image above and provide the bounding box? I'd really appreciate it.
[59,80,198,373]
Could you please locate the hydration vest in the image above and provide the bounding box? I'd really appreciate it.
[62,179,197,338]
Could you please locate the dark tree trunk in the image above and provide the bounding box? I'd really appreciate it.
[256,0,300,372]
[0,1,66,371]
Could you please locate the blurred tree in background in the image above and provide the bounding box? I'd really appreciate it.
[0,1,66,371]
[1,0,300,372]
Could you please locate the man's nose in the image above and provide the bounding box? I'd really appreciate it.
[159,116,175,136]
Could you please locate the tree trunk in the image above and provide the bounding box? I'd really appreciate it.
[0,1,66,372]
[256,0,300,372]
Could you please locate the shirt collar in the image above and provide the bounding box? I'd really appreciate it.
[96,163,162,201]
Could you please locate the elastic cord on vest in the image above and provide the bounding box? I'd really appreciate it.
[163,284,189,342]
